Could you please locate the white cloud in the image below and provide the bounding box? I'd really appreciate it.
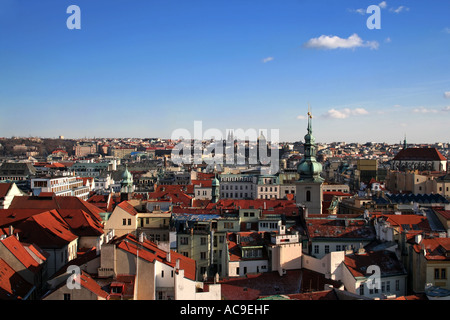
[412,107,438,114]
[442,106,450,112]
[348,8,366,15]
[297,115,307,120]
[262,57,274,63]
[323,108,369,119]
[444,28,450,34]
[379,1,388,9]
[303,33,379,50]
[389,6,409,13]
[384,37,392,43]
[444,91,450,98]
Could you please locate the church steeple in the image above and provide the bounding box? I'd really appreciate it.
[403,134,407,149]
[297,107,323,182]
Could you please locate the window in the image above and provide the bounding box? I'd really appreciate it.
[306,190,311,202]
[200,252,207,260]
[64,294,71,300]
[180,237,188,245]
[435,268,440,279]
[381,281,385,293]
[386,281,390,292]
[123,219,127,225]
[314,245,319,254]
[324,245,330,254]
[359,284,364,295]
[395,280,400,291]
[336,245,341,251]
[161,270,164,278]
[201,237,207,245]
[127,219,131,225]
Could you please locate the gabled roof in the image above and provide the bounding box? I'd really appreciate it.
[0,183,13,199]
[57,209,104,237]
[0,235,44,273]
[375,214,432,234]
[227,232,269,262]
[306,217,376,240]
[413,238,450,261]
[8,196,104,222]
[147,190,192,207]
[344,250,406,278]
[0,258,34,300]
[116,201,139,216]
[393,147,447,161]
[111,233,196,281]
[14,210,78,248]
[43,269,109,300]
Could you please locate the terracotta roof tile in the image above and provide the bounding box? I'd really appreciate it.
[393,148,447,161]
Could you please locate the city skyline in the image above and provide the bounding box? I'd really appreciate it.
[1,0,449,143]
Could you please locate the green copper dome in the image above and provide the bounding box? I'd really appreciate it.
[297,110,324,183]
[121,165,133,185]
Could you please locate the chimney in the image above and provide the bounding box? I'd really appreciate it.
[167,251,171,263]
[175,258,180,270]
[9,225,13,236]
[415,234,423,244]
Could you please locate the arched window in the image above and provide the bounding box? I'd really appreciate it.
[306,190,311,202]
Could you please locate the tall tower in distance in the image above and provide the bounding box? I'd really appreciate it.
[295,106,324,215]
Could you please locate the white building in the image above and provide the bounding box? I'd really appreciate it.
[31,176,90,200]
[219,174,257,199]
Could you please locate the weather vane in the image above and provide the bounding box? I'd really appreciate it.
[307,103,313,118]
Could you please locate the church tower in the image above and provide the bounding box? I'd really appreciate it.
[120,164,135,202]
[295,107,324,214]
[211,174,220,203]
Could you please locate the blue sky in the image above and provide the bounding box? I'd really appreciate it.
[0,0,449,143]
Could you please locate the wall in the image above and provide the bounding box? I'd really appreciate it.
[105,205,137,237]
[174,269,221,300]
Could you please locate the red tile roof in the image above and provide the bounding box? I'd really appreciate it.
[8,196,104,222]
[227,232,269,262]
[147,190,193,207]
[434,210,450,220]
[0,183,13,199]
[219,270,302,300]
[0,235,44,273]
[393,148,447,161]
[207,199,299,216]
[413,238,450,261]
[306,217,376,239]
[375,214,432,234]
[78,271,109,299]
[191,180,213,188]
[116,201,139,216]
[112,233,196,281]
[14,210,78,248]
[344,250,406,278]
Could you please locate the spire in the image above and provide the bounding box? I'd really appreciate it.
[298,104,323,182]
[403,134,407,149]
[307,103,312,135]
